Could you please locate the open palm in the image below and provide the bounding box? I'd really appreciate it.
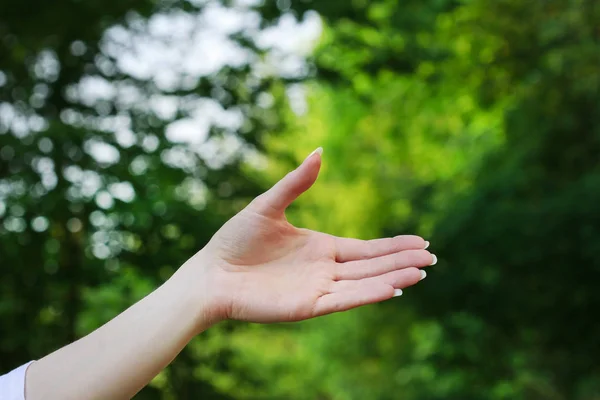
[198,149,435,323]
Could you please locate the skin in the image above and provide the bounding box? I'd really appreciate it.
[23,148,435,399]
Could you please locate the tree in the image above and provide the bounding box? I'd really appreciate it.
[0,0,312,397]
[233,0,600,398]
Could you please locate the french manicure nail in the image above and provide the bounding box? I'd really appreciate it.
[420,270,427,280]
[393,288,403,297]
[424,241,430,249]
[304,146,323,161]
[430,254,438,266]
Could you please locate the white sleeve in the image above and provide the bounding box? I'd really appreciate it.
[0,362,34,400]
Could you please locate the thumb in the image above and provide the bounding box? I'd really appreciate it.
[252,147,323,217]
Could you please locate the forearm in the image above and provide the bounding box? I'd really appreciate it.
[17,148,431,398]
[25,265,212,400]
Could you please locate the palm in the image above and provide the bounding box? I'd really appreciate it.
[203,149,434,323]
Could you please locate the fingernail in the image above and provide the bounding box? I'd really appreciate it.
[304,146,323,161]
[393,288,403,297]
[430,254,438,266]
[420,270,427,280]
[424,241,430,249]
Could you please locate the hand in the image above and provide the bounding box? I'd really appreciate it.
[179,148,435,326]
[23,149,434,400]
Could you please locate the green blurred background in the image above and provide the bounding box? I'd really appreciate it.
[1,0,600,398]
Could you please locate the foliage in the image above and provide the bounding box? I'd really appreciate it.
[2,0,600,399]
[246,0,600,399]
[1,0,293,397]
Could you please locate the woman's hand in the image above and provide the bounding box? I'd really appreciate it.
[22,147,436,400]
[179,148,435,326]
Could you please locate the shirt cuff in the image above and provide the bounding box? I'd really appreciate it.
[0,361,34,400]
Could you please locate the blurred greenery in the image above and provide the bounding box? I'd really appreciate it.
[1,0,599,399]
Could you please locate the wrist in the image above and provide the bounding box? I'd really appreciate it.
[169,248,229,334]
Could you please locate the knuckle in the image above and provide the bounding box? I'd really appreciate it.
[330,263,342,281]
[248,193,268,208]
[361,243,375,260]
[398,250,429,267]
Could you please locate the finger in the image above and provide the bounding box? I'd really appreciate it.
[333,267,424,292]
[312,283,395,316]
[335,249,435,280]
[334,235,428,262]
[250,147,322,217]
[313,268,425,316]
